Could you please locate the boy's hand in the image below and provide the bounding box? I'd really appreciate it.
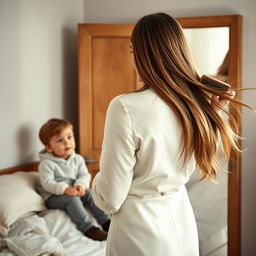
[75,185,86,197]
[64,187,80,196]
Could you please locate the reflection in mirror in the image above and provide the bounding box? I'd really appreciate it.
[184,27,229,76]
[184,28,229,256]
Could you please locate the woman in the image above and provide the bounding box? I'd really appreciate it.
[91,13,243,255]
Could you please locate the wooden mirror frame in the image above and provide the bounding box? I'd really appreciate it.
[177,15,242,256]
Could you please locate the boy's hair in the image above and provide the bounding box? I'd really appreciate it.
[39,118,73,145]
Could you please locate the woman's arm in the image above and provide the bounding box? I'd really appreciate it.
[92,96,137,214]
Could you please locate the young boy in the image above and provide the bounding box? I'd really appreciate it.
[37,118,110,241]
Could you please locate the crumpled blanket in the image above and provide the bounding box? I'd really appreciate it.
[0,210,106,256]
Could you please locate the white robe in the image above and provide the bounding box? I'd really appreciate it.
[92,88,199,256]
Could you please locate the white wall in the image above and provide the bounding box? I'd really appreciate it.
[83,0,256,255]
[0,0,84,168]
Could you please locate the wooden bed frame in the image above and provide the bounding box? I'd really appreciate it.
[0,162,39,175]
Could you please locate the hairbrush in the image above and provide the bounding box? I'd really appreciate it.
[200,75,230,91]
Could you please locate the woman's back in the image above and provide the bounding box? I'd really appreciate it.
[120,88,196,198]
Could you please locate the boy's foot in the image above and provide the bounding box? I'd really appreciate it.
[102,219,111,232]
[84,226,108,241]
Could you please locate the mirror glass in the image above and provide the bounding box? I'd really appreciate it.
[184,27,229,256]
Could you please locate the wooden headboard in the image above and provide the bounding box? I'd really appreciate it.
[0,162,39,175]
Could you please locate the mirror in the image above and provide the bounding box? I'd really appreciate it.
[177,15,242,256]
[184,27,229,78]
[184,27,229,256]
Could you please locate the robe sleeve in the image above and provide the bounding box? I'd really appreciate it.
[92,96,137,214]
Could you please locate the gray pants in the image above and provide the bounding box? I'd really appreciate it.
[45,189,109,233]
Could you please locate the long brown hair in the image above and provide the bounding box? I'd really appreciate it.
[131,13,252,180]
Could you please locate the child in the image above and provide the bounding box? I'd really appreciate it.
[37,118,110,241]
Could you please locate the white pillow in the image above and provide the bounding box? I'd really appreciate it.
[0,171,46,237]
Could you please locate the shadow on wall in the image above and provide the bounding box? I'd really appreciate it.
[62,26,79,147]
[17,124,37,164]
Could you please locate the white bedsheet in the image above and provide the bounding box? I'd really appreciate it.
[0,210,106,256]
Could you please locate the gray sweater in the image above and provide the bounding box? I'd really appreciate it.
[38,150,91,200]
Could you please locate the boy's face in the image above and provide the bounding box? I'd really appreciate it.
[45,126,75,159]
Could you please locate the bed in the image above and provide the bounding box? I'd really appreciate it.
[0,166,106,256]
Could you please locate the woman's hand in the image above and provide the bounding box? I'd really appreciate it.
[211,90,236,112]
[64,187,80,196]
[75,185,86,197]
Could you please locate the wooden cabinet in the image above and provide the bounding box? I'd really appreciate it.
[78,24,140,182]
